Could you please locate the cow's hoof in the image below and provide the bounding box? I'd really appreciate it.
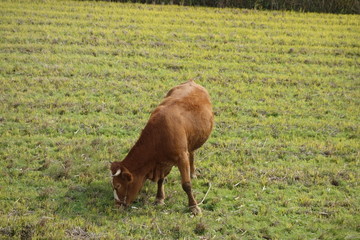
[190,205,202,215]
[154,199,165,205]
[191,173,197,179]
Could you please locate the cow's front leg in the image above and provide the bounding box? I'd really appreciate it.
[178,152,201,215]
[155,178,165,205]
[189,151,196,179]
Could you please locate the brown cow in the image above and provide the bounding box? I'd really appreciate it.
[110,80,213,215]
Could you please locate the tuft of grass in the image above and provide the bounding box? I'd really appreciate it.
[194,221,207,235]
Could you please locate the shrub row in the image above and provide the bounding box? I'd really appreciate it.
[96,0,360,14]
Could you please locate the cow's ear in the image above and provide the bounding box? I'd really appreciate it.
[122,172,133,182]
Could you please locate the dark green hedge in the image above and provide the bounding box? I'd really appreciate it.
[99,0,360,14]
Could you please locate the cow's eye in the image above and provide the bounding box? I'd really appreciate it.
[115,184,121,189]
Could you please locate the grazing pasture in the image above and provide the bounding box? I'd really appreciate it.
[0,0,359,239]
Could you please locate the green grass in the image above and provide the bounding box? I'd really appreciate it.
[1,0,359,239]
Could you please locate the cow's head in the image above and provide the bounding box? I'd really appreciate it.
[110,162,139,207]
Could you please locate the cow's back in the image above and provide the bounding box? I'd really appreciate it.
[150,80,213,153]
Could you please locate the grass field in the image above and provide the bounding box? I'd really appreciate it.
[1,0,359,239]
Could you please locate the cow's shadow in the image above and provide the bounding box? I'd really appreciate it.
[56,181,114,219]
[56,180,157,219]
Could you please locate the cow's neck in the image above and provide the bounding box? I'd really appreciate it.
[122,130,157,177]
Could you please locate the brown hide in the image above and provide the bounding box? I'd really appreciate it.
[111,80,213,214]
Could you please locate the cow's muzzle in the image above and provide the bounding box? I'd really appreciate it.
[113,189,128,207]
[114,200,127,207]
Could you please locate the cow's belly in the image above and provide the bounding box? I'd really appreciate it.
[146,163,173,182]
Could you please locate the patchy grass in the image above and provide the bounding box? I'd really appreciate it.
[0,0,359,239]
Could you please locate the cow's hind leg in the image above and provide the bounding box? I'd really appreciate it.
[178,152,201,215]
[155,178,165,205]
